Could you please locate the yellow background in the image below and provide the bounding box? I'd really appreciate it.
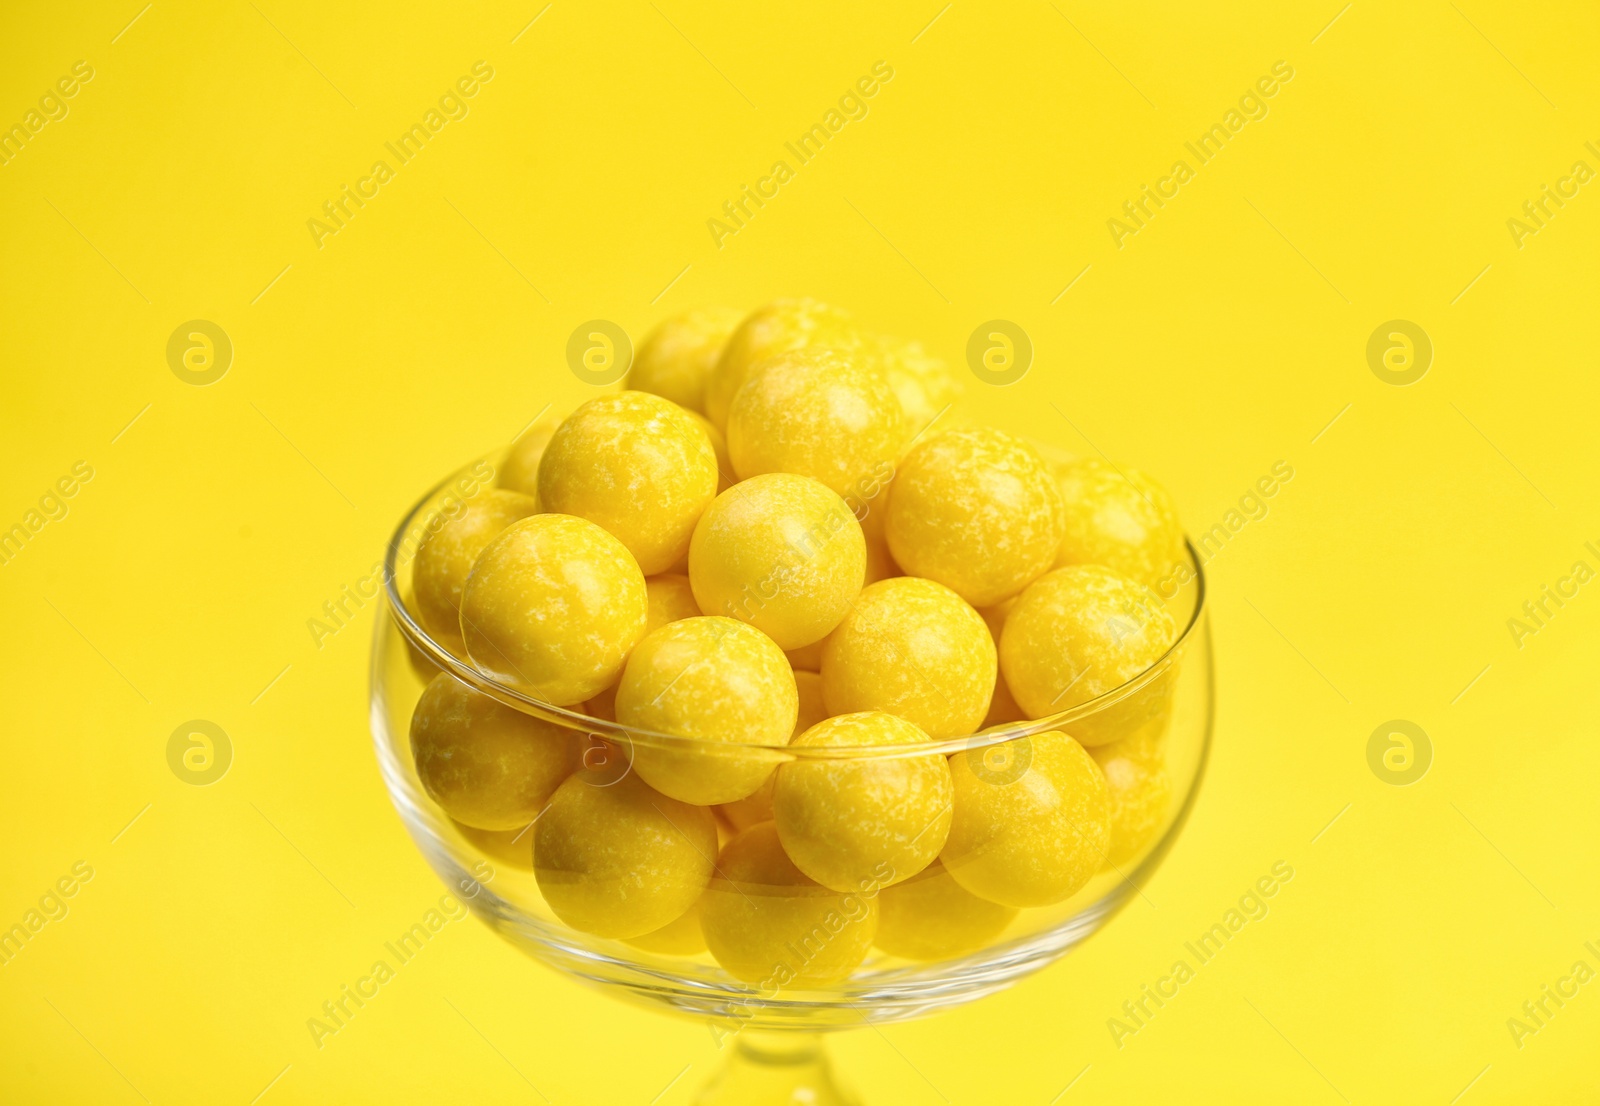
[3,0,1598,1102]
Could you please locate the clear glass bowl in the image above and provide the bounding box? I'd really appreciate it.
[370,452,1213,1103]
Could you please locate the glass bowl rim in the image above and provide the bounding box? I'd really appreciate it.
[382,453,1207,759]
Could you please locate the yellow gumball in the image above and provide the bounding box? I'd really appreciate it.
[978,598,1025,727]
[942,731,1110,907]
[820,577,995,739]
[773,712,952,892]
[874,860,1017,961]
[686,411,735,491]
[624,901,707,956]
[460,514,647,705]
[726,350,905,509]
[413,489,539,642]
[410,673,579,830]
[886,427,1063,607]
[645,573,702,634]
[704,298,862,429]
[1055,458,1185,589]
[534,772,717,939]
[1091,729,1172,866]
[616,617,797,805]
[860,332,964,437]
[998,565,1177,745]
[497,407,567,499]
[453,820,534,870]
[688,473,866,650]
[718,670,827,830]
[699,822,878,986]
[538,391,719,574]
[626,306,742,414]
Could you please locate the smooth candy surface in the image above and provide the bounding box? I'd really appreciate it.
[942,730,1110,907]
[773,712,953,892]
[689,473,866,650]
[718,670,827,830]
[699,822,879,986]
[704,298,861,429]
[859,332,964,437]
[413,489,539,642]
[410,673,578,830]
[534,772,717,939]
[1090,729,1172,866]
[874,859,1017,961]
[538,391,719,574]
[460,514,647,705]
[726,349,905,508]
[498,408,567,500]
[1054,459,1185,589]
[999,564,1177,744]
[627,306,742,414]
[886,427,1063,607]
[616,617,797,805]
[821,577,996,739]
[624,901,707,956]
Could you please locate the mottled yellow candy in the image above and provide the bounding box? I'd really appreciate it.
[454,820,534,870]
[1091,729,1171,866]
[410,673,579,830]
[627,306,742,414]
[726,350,905,509]
[616,617,797,805]
[498,408,567,499]
[705,299,862,429]
[942,731,1110,907]
[689,473,866,650]
[773,712,953,892]
[645,573,702,634]
[687,411,735,491]
[413,489,539,642]
[1055,459,1184,589]
[999,565,1177,745]
[538,391,718,574]
[886,428,1063,607]
[460,514,647,705]
[874,860,1016,961]
[820,577,995,738]
[718,671,827,830]
[534,772,717,939]
[860,333,964,437]
[978,599,1025,727]
[624,901,707,956]
[699,822,878,986]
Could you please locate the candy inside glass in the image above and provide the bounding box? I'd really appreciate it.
[370,453,1213,1105]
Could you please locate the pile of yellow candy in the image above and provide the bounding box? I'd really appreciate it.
[407,299,1187,983]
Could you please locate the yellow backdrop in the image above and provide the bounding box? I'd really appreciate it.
[2,1,1597,1103]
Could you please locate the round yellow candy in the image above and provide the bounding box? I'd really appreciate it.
[1055,459,1185,589]
[410,673,579,830]
[726,350,905,507]
[534,772,717,939]
[454,819,535,870]
[624,901,707,956]
[688,473,866,650]
[616,616,797,805]
[413,489,539,642]
[645,573,702,634]
[1091,729,1172,866]
[460,514,647,705]
[820,577,995,738]
[978,598,1025,727]
[885,427,1063,607]
[537,391,719,574]
[773,712,953,892]
[874,860,1017,961]
[704,298,862,429]
[699,822,878,986]
[718,670,827,830]
[497,408,567,499]
[686,411,735,492]
[860,333,964,437]
[941,731,1110,907]
[998,565,1177,744]
[626,306,742,414]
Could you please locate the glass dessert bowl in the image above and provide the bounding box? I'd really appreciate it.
[370,453,1213,1105]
